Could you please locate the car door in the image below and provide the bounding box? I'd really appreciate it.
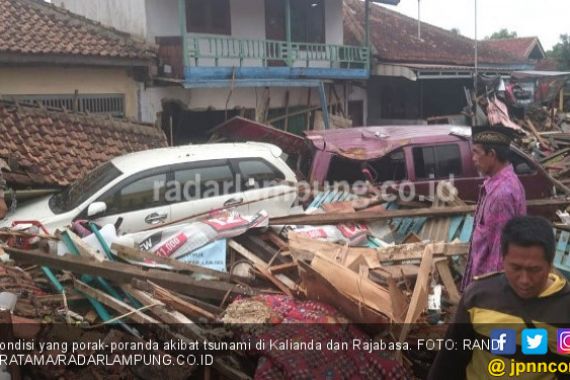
[232,158,297,217]
[91,170,171,234]
[168,159,249,225]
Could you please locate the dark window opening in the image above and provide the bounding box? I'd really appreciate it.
[265,0,325,43]
[413,145,462,179]
[326,157,365,184]
[369,150,408,182]
[326,149,408,185]
[186,0,231,35]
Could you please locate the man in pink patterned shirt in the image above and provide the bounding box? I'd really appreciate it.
[461,125,526,291]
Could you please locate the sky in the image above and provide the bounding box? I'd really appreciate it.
[44,0,568,50]
[378,0,570,51]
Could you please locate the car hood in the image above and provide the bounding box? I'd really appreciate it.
[0,196,61,229]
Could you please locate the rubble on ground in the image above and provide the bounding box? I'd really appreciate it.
[1,180,570,380]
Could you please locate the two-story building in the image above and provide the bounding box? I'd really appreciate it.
[0,0,157,120]
[56,0,394,143]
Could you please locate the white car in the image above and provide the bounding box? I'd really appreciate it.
[3,142,298,233]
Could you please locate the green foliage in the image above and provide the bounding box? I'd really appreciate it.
[486,29,518,40]
[547,34,570,71]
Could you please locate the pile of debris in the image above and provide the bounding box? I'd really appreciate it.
[1,186,570,379]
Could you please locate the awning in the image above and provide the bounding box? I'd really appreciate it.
[374,63,517,80]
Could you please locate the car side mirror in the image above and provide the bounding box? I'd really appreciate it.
[87,202,107,217]
[246,177,256,188]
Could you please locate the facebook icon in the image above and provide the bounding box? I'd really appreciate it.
[490,329,516,355]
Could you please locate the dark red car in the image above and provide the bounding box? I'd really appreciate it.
[214,118,556,209]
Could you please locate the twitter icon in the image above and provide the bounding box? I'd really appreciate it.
[522,329,548,355]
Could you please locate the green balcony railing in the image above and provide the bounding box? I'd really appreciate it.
[185,34,370,69]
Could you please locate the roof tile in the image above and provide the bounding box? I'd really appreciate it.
[0,0,156,61]
[344,0,528,66]
[0,100,167,188]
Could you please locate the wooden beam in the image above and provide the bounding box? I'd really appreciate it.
[59,230,106,262]
[289,233,467,264]
[399,244,434,344]
[4,246,254,300]
[147,281,218,322]
[121,286,252,380]
[271,199,570,226]
[111,243,233,280]
[434,258,460,305]
[228,240,296,295]
[74,279,159,324]
[298,260,390,326]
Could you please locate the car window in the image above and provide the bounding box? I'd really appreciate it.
[49,162,122,214]
[370,149,408,181]
[413,147,437,179]
[99,173,167,214]
[174,163,235,200]
[237,159,285,188]
[413,144,462,179]
[326,156,365,184]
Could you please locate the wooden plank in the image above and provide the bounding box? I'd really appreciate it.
[228,240,296,295]
[60,230,106,262]
[272,206,473,226]
[297,260,390,326]
[74,279,158,324]
[147,281,218,322]
[435,258,460,305]
[268,262,298,274]
[4,245,253,300]
[309,254,395,321]
[399,245,434,343]
[289,233,467,264]
[111,243,232,280]
[123,285,252,380]
[271,199,570,226]
[288,232,380,267]
[263,231,288,251]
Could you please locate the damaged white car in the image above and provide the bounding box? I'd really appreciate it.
[2,142,298,234]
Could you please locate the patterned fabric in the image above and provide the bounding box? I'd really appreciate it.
[234,295,408,380]
[461,164,526,291]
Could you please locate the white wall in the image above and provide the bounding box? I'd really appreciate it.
[325,0,343,45]
[56,0,148,38]
[145,0,180,41]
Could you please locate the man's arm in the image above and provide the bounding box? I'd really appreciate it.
[427,295,474,380]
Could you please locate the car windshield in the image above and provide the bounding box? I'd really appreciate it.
[49,162,122,214]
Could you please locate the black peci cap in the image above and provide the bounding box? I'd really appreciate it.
[472,124,519,146]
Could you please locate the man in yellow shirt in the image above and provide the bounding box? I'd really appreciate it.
[429,216,570,380]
